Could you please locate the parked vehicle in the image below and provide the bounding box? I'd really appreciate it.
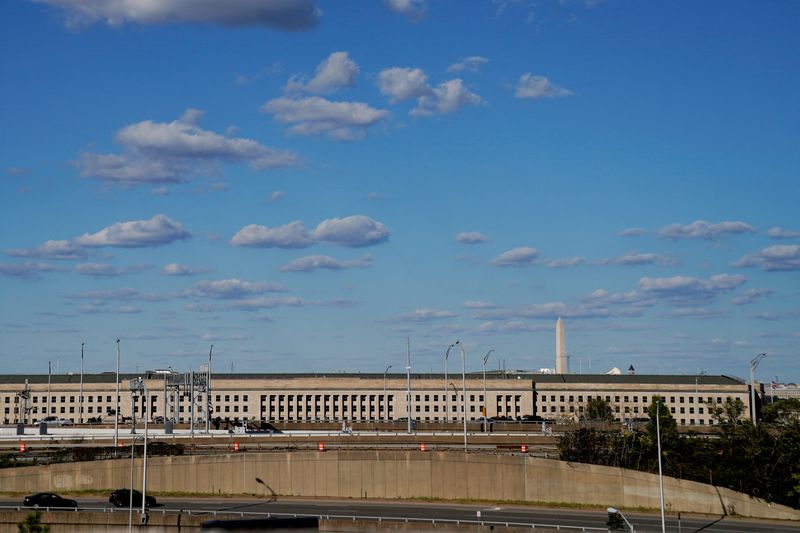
[23,492,77,508]
[109,488,157,508]
[41,416,74,426]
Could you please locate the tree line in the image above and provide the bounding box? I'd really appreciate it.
[558,397,800,509]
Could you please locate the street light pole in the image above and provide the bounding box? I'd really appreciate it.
[482,349,494,423]
[406,338,412,434]
[444,344,453,422]
[383,364,392,422]
[656,399,666,533]
[79,343,84,425]
[750,353,767,425]
[141,380,149,524]
[47,361,51,419]
[456,340,467,452]
[115,338,120,448]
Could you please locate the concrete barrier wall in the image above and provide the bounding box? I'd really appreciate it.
[1,451,797,521]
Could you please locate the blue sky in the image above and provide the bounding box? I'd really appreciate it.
[1,0,798,382]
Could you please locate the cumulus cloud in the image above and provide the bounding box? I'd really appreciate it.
[377,67,433,103]
[618,227,647,237]
[5,240,87,260]
[447,56,489,74]
[182,278,286,299]
[614,251,676,266]
[230,221,312,248]
[75,215,191,248]
[311,215,390,247]
[262,96,390,140]
[163,263,209,276]
[491,247,540,267]
[33,0,322,30]
[733,245,800,271]
[546,257,585,268]
[70,288,164,302]
[280,254,372,272]
[657,220,755,240]
[766,227,799,239]
[0,261,66,279]
[75,262,147,277]
[412,79,483,116]
[455,231,489,244]
[384,0,427,21]
[285,51,359,93]
[731,288,773,306]
[79,110,297,185]
[471,301,611,321]
[400,308,457,322]
[515,73,572,99]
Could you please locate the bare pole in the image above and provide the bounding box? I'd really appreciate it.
[383,364,392,422]
[656,399,666,533]
[141,380,149,524]
[456,340,467,452]
[444,344,453,422]
[79,343,84,424]
[206,345,213,433]
[483,349,494,423]
[47,361,51,419]
[406,338,412,434]
[115,339,120,448]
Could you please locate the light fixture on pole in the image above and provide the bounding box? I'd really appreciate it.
[655,398,665,533]
[128,377,149,526]
[456,340,467,452]
[607,507,635,533]
[750,353,766,426]
[79,342,84,425]
[115,338,120,448]
[444,344,453,422]
[383,364,392,422]
[482,349,494,424]
[206,345,213,434]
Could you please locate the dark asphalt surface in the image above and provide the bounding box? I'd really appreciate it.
[1,497,796,532]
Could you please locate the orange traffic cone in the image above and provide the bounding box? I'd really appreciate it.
[234,442,240,452]
[521,444,528,453]
[318,442,326,452]
[420,442,427,452]
[19,441,26,453]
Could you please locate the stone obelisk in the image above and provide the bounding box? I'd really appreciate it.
[555,317,568,374]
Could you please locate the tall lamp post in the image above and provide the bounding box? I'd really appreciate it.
[115,338,120,448]
[383,364,392,422]
[128,377,149,528]
[482,349,494,422]
[47,361,51,419]
[750,353,767,425]
[406,338,412,434]
[443,344,453,422]
[655,398,666,533]
[79,342,84,425]
[456,340,467,452]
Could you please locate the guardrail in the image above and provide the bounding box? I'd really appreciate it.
[0,505,606,531]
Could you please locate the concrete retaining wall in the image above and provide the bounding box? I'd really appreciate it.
[1,451,797,520]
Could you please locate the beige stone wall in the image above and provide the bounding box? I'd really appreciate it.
[1,451,797,521]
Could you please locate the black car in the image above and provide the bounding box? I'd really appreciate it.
[109,488,157,508]
[23,492,77,508]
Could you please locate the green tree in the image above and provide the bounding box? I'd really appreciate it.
[585,397,614,422]
[710,397,746,426]
[606,510,626,531]
[17,511,50,533]
[762,398,800,425]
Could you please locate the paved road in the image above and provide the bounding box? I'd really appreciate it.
[2,497,796,532]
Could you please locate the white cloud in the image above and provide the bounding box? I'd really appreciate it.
[79,110,298,185]
[400,308,457,322]
[455,231,489,244]
[367,192,385,201]
[384,0,427,21]
[311,215,390,247]
[230,221,313,248]
[33,0,322,30]
[447,56,489,74]
[377,67,433,103]
[412,79,483,116]
[491,247,540,267]
[0,261,66,279]
[618,227,647,237]
[267,190,286,202]
[614,251,676,266]
[280,254,372,272]
[5,240,87,260]
[75,215,190,248]
[657,220,755,240]
[285,51,359,93]
[471,301,611,320]
[731,288,773,306]
[230,296,305,310]
[766,226,799,239]
[183,279,287,299]
[163,263,209,276]
[75,262,147,277]
[733,245,800,271]
[262,96,390,140]
[70,288,164,302]
[515,73,572,99]
[546,257,585,268]
[475,320,550,334]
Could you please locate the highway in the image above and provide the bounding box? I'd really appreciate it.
[2,497,797,532]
